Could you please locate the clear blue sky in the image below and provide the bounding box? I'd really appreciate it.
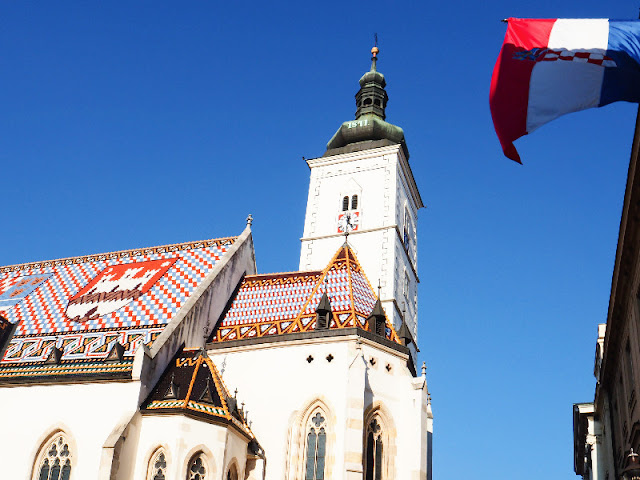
[1,2,636,479]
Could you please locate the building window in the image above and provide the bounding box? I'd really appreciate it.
[148,449,167,480]
[35,433,72,480]
[626,340,635,396]
[403,207,413,255]
[403,271,410,301]
[187,453,207,480]
[341,194,359,212]
[226,465,238,480]
[305,411,327,480]
[365,418,384,480]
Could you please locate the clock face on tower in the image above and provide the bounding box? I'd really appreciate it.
[337,211,360,233]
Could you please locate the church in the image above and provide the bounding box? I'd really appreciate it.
[0,46,433,480]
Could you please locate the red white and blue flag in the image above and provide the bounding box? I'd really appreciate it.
[490,18,640,162]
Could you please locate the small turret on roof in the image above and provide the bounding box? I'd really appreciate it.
[397,317,414,347]
[315,288,333,330]
[367,298,386,337]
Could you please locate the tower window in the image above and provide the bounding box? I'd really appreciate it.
[403,272,410,300]
[403,207,413,254]
[351,195,358,210]
[342,196,349,211]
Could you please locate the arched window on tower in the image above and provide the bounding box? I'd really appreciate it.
[305,411,327,480]
[342,196,350,211]
[351,194,358,210]
[35,432,73,480]
[364,417,384,480]
[187,452,208,480]
[403,207,415,258]
[147,448,168,480]
[403,208,410,251]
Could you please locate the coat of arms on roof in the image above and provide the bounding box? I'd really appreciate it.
[65,258,177,323]
[0,273,52,310]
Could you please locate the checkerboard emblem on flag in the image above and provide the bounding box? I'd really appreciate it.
[65,258,177,323]
[514,47,617,67]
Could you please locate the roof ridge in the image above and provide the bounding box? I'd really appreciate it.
[203,356,231,420]
[344,244,358,322]
[0,236,238,272]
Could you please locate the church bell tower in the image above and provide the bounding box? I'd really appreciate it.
[300,45,424,351]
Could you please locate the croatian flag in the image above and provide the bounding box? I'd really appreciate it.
[490,18,640,163]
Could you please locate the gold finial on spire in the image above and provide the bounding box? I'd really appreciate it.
[371,33,379,71]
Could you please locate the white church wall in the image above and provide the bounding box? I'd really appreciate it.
[210,338,352,479]
[0,380,140,479]
[122,414,249,480]
[359,341,431,479]
[208,333,429,480]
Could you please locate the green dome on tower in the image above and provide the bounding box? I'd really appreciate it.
[325,45,408,158]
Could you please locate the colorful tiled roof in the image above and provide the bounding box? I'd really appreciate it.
[0,237,236,378]
[141,347,253,437]
[210,244,400,343]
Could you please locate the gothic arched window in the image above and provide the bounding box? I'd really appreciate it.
[35,432,73,480]
[403,208,410,252]
[148,448,167,480]
[226,465,238,480]
[187,452,208,480]
[305,411,327,480]
[365,418,384,480]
